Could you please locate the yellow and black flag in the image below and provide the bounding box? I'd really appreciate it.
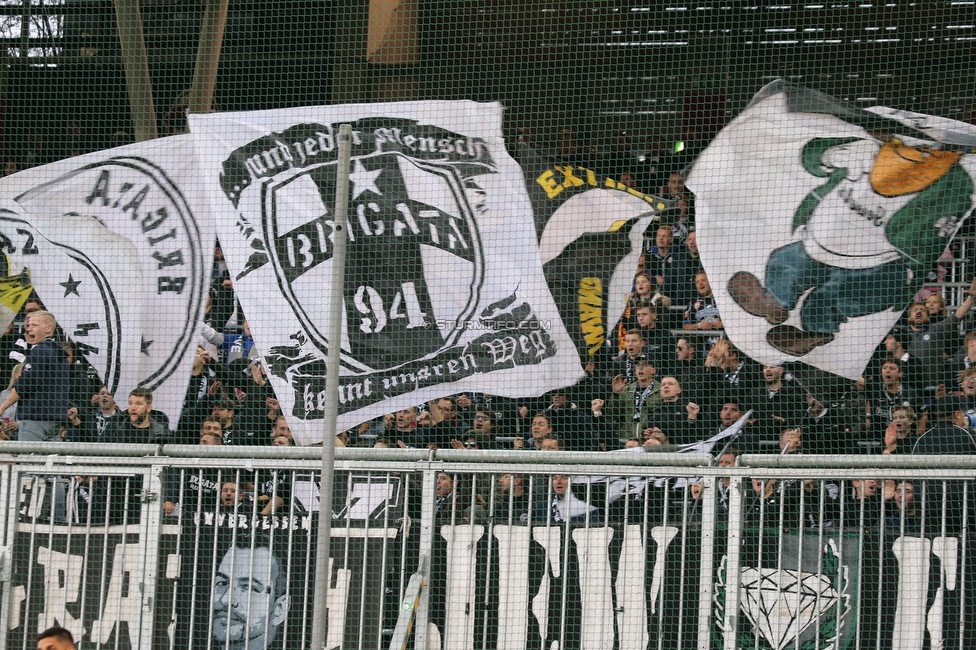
[517,143,670,363]
[0,257,31,334]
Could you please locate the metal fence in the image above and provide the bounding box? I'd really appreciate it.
[2,443,976,650]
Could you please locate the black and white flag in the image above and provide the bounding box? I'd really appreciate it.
[0,135,215,425]
[189,102,582,445]
[0,208,144,399]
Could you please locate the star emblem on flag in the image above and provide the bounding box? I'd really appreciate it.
[59,274,81,297]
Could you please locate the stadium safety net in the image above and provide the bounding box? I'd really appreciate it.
[0,1,975,649]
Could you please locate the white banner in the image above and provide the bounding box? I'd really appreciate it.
[688,81,976,379]
[0,135,215,424]
[189,101,582,445]
[0,210,143,400]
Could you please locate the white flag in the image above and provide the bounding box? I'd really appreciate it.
[688,81,976,379]
[0,209,143,399]
[189,101,582,445]
[0,135,215,424]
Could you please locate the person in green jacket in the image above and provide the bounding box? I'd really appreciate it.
[606,359,661,441]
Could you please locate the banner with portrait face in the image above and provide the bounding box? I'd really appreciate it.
[7,468,976,650]
[167,466,409,650]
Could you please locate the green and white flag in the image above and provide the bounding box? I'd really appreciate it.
[689,81,976,379]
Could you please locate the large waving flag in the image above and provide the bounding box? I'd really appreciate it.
[0,135,215,424]
[189,102,583,445]
[688,81,976,379]
[516,143,669,360]
[0,209,144,398]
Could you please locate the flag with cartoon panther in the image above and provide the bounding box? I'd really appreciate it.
[689,81,976,379]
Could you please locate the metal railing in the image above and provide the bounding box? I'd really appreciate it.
[1,443,975,650]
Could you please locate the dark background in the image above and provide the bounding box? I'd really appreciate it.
[0,0,971,174]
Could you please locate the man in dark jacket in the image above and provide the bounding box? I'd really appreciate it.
[0,310,69,441]
[700,338,763,418]
[646,376,701,446]
[101,387,168,524]
[912,396,976,535]
[891,279,976,392]
[163,420,223,516]
[745,365,808,444]
[102,388,169,445]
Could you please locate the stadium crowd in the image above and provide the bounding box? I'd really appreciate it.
[0,150,972,530]
[1,169,974,458]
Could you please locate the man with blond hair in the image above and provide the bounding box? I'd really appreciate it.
[0,310,69,442]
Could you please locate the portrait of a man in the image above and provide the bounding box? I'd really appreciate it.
[211,539,290,650]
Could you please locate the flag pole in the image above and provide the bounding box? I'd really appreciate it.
[187,0,230,115]
[113,0,158,141]
[310,123,352,650]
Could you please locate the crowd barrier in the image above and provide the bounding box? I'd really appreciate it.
[1,443,975,650]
